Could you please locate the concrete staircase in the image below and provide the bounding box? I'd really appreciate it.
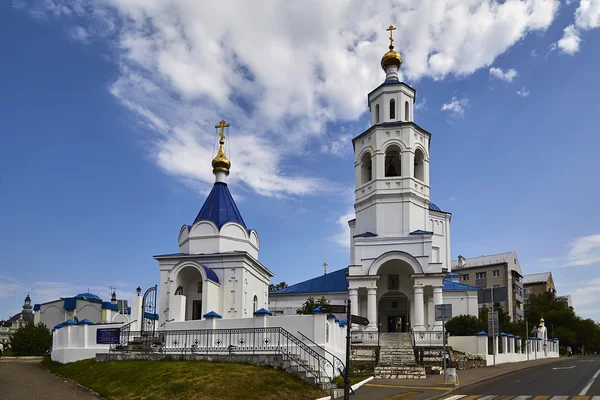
[374,333,426,379]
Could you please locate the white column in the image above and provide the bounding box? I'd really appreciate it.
[349,288,358,322]
[367,288,377,331]
[413,286,424,331]
[427,296,434,328]
[433,285,443,329]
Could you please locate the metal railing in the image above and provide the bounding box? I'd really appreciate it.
[413,330,445,347]
[350,330,379,345]
[108,327,337,382]
[297,331,345,380]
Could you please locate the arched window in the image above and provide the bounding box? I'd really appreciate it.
[253,295,258,314]
[360,152,372,183]
[385,145,401,177]
[405,101,410,122]
[389,99,396,119]
[414,148,425,181]
[375,104,380,123]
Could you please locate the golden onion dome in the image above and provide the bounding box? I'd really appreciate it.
[212,141,231,175]
[212,119,231,175]
[381,24,402,72]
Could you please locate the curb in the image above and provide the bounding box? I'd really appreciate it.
[315,376,375,400]
[426,358,565,400]
[38,361,105,399]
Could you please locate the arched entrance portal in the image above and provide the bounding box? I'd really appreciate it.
[376,258,415,332]
[175,266,204,321]
[378,292,410,332]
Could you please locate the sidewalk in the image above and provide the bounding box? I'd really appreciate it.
[352,357,564,400]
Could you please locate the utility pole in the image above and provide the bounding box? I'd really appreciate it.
[491,288,496,366]
[526,320,529,361]
[344,298,351,400]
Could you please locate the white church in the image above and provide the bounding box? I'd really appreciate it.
[51,26,558,375]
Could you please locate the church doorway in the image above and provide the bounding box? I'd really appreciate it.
[378,292,410,332]
[175,265,204,321]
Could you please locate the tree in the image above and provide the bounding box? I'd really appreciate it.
[445,314,482,336]
[269,282,288,293]
[10,322,52,356]
[297,296,330,315]
[479,302,511,333]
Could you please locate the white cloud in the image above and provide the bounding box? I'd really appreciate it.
[321,134,353,157]
[441,97,469,119]
[530,49,539,57]
[516,86,530,97]
[69,25,89,42]
[564,233,600,267]
[489,67,518,82]
[331,209,356,249]
[16,0,561,198]
[415,98,428,113]
[557,24,581,54]
[555,0,600,54]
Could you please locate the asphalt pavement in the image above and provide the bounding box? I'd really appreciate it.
[0,360,99,400]
[442,355,600,399]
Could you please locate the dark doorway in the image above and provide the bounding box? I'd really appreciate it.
[387,316,406,332]
[192,300,202,320]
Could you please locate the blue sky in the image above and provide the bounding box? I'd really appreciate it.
[1,0,600,321]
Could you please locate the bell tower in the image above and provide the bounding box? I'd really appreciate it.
[351,25,431,239]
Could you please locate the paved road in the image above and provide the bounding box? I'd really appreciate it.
[0,361,99,400]
[440,356,600,399]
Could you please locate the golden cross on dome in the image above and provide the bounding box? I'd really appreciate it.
[215,119,230,142]
[386,25,396,48]
[323,262,328,275]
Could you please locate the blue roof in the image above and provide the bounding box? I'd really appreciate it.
[273,268,349,294]
[33,304,40,311]
[203,311,222,319]
[77,319,95,325]
[254,308,272,316]
[193,182,246,229]
[353,232,377,238]
[410,230,433,235]
[429,203,442,212]
[62,319,77,326]
[53,323,63,330]
[102,302,118,311]
[75,293,103,301]
[203,265,220,284]
[144,312,159,321]
[442,279,481,291]
[63,298,76,310]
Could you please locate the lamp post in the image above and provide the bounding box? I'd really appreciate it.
[136,287,141,296]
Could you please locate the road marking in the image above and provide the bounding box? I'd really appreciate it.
[549,396,568,400]
[580,368,600,395]
[365,383,453,391]
[580,360,596,363]
[553,366,576,370]
[572,397,591,400]
[443,396,466,400]
[477,396,498,400]
[383,391,422,400]
[513,397,532,400]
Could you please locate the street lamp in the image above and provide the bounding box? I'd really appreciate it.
[136,287,141,296]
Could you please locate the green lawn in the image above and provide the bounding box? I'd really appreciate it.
[41,358,325,400]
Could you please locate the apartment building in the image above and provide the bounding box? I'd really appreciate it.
[523,272,556,299]
[452,251,524,321]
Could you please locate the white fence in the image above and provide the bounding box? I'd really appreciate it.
[448,334,559,366]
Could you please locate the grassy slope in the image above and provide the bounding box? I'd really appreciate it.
[42,358,325,400]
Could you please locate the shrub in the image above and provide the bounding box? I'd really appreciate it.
[10,322,52,356]
[445,315,482,336]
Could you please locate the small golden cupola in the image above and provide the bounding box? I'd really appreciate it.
[212,119,231,176]
[381,24,403,75]
[539,317,545,327]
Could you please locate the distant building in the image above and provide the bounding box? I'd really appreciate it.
[452,251,524,320]
[0,295,34,344]
[523,272,556,299]
[558,294,574,310]
[33,291,131,330]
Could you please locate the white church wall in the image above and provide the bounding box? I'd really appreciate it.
[171,295,186,322]
[51,323,123,364]
[443,291,478,318]
[76,302,102,322]
[38,302,67,329]
[269,292,348,316]
[205,281,221,316]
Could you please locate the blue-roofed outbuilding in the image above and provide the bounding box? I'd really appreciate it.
[193,182,246,230]
[272,268,349,294]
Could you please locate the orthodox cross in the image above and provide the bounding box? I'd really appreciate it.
[215,119,230,142]
[386,25,396,48]
[323,262,328,275]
